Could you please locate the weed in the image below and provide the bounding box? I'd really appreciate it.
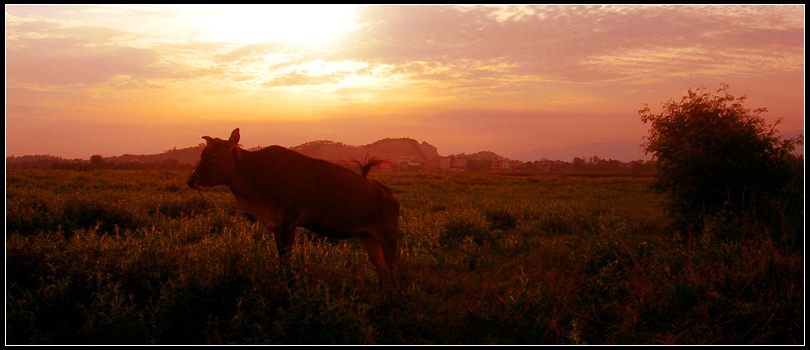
[5,170,802,345]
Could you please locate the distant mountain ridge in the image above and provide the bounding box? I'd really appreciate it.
[107,145,205,165]
[121,138,649,165]
[112,138,441,165]
[9,127,803,167]
[83,138,438,167]
[289,137,440,163]
[7,138,660,168]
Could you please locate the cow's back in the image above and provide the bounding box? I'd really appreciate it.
[230,146,397,236]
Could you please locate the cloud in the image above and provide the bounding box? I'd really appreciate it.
[7,39,160,86]
[4,5,803,159]
[338,5,804,86]
[5,15,161,87]
[9,5,802,102]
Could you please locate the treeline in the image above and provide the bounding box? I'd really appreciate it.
[452,151,654,174]
[530,156,654,175]
[7,153,654,175]
[6,155,195,171]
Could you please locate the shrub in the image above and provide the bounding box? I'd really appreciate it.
[441,218,491,246]
[485,209,518,231]
[639,83,803,244]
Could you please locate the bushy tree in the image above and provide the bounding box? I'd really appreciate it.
[90,154,106,168]
[639,84,803,244]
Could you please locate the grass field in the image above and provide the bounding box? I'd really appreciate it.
[5,169,804,344]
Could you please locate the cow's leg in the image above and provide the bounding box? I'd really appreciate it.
[256,216,295,265]
[358,235,391,291]
[380,232,401,293]
[273,222,297,266]
[374,224,401,293]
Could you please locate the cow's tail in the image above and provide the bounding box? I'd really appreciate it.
[352,157,390,177]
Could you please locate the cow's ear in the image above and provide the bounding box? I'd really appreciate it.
[229,128,240,145]
[202,136,214,144]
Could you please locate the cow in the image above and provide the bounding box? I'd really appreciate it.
[187,128,401,293]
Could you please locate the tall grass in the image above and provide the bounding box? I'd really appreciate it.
[5,169,803,344]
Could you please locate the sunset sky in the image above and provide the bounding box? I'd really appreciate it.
[5,5,805,161]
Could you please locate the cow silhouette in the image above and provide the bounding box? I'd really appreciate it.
[187,128,401,293]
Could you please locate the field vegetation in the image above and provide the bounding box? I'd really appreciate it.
[6,168,804,344]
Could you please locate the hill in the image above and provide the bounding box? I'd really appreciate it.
[106,144,206,166]
[6,138,443,169]
[289,138,440,164]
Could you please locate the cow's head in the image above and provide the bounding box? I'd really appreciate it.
[187,128,241,189]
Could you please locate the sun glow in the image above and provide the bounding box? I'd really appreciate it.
[192,5,360,46]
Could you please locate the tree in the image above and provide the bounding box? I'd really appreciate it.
[639,84,803,243]
[90,154,106,169]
